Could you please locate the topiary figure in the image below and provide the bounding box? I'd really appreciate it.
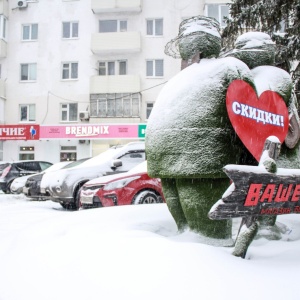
[146,17,296,245]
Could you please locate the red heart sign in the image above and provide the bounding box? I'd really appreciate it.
[226,80,289,162]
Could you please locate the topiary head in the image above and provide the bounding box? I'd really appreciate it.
[165,16,221,60]
[225,32,276,68]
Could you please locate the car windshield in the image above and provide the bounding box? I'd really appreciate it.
[73,147,121,168]
[61,157,91,169]
[127,161,147,174]
[44,161,72,173]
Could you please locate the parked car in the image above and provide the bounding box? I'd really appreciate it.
[23,158,90,200]
[40,142,146,210]
[11,161,72,195]
[0,160,53,194]
[10,174,34,194]
[80,161,165,209]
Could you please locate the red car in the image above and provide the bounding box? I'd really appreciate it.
[80,161,165,209]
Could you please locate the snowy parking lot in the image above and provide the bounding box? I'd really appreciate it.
[1,192,300,300]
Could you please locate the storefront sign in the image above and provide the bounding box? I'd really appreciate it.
[0,125,40,140]
[226,80,289,161]
[208,164,300,220]
[39,124,146,140]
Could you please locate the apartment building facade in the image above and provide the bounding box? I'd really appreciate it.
[0,0,230,163]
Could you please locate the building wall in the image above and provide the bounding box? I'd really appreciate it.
[5,0,93,125]
[1,0,229,162]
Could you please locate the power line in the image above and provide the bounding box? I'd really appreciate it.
[48,80,169,103]
[41,80,169,123]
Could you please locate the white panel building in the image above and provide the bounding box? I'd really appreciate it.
[0,0,230,163]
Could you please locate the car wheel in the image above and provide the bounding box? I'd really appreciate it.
[5,181,13,194]
[60,203,68,209]
[74,185,83,210]
[60,202,76,210]
[132,190,163,205]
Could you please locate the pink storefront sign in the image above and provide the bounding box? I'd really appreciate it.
[40,124,143,139]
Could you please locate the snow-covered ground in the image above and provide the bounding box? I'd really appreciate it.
[1,193,300,300]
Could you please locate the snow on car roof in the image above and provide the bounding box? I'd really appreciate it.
[44,161,71,173]
[73,142,145,169]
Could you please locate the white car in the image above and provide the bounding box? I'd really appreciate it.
[40,142,146,210]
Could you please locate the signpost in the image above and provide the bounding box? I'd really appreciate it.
[208,164,300,220]
[209,136,295,258]
[209,79,297,258]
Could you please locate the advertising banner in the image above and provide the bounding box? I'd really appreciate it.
[0,125,40,140]
[39,124,146,140]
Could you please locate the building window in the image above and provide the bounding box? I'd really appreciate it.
[146,103,154,119]
[62,21,79,39]
[0,16,7,39]
[146,19,163,36]
[19,146,34,160]
[22,24,38,41]
[99,20,127,32]
[60,146,77,162]
[20,104,36,122]
[20,63,37,81]
[98,60,127,76]
[61,103,78,122]
[62,62,78,80]
[90,93,140,117]
[206,4,229,27]
[146,59,164,77]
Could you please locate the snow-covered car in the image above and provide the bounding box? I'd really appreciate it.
[10,175,33,194]
[0,161,53,194]
[10,161,71,194]
[22,160,84,199]
[40,142,146,210]
[80,161,165,209]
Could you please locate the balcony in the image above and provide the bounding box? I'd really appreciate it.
[91,32,141,54]
[91,0,141,13]
[90,75,140,94]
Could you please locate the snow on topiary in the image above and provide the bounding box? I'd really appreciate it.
[146,17,296,245]
[165,16,221,60]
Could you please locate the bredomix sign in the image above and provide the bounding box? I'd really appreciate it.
[39,124,146,139]
[0,125,40,140]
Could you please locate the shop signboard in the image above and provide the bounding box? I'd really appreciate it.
[39,124,147,140]
[0,125,40,140]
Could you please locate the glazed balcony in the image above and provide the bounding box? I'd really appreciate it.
[91,0,141,13]
[90,75,140,94]
[91,32,141,54]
